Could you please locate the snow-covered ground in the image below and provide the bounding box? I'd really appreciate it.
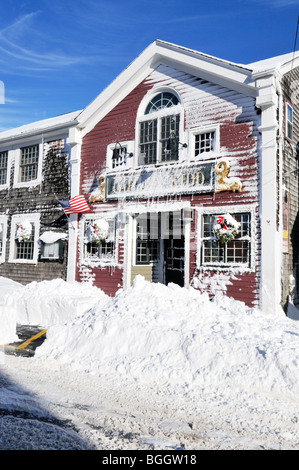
[1,275,299,450]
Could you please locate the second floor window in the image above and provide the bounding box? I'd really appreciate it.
[20,145,39,182]
[139,92,181,165]
[0,151,8,185]
[195,131,215,155]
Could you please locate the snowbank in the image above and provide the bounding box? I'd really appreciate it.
[33,275,299,399]
[2,275,299,402]
[0,277,24,343]
[0,276,108,343]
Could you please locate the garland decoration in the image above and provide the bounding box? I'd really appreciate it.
[16,220,32,242]
[214,213,240,244]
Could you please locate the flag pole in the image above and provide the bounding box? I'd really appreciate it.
[54,194,76,229]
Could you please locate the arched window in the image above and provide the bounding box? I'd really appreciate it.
[139,91,181,165]
[144,92,179,114]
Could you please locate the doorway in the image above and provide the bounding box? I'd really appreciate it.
[131,211,185,287]
[164,237,185,287]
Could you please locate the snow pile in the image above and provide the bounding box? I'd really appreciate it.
[0,276,108,342]
[2,274,299,401]
[31,275,299,399]
[0,277,24,343]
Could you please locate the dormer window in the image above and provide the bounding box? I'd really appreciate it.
[138,91,182,166]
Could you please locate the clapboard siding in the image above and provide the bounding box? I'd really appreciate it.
[78,64,260,305]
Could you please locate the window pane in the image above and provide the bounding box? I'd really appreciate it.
[286,103,293,140]
[15,223,35,260]
[227,240,249,264]
[161,115,180,162]
[195,131,215,156]
[42,242,60,259]
[145,92,179,114]
[20,145,39,182]
[0,151,8,185]
[202,213,250,266]
[139,120,157,164]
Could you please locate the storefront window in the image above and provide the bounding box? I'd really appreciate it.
[201,213,251,266]
[83,218,116,262]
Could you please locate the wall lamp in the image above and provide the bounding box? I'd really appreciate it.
[112,142,133,166]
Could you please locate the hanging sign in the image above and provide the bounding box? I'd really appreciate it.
[105,163,215,200]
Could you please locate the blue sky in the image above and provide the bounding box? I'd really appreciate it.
[0,0,298,132]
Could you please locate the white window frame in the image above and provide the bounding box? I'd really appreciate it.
[106,141,134,172]
[285,99,293,142]
[0,215,8,263]
[9,213,40,264]
[135,89,186,167]
[13,143,43,188]
[196,205,256,271]
[189,124,220,162]
[80,214,118,266]
[0,149,12,189]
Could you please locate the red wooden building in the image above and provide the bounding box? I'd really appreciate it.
[65,40,299,315]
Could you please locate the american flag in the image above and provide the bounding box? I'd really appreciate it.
[57,195,91,215]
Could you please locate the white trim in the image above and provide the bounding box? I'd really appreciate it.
[9,213,40,264]
[0,215,8,263]
[188,123,220,162]
[0,150,12,190]
[256,73,282,315]
[78,212,119,268]
[66,127,82,282]
[124,202,192,289]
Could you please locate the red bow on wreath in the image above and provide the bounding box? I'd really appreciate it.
[216,216,227,230]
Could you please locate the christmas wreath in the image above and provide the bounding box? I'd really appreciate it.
[16,220,32,242]
[214,213,240,244]
[86,219,109,244]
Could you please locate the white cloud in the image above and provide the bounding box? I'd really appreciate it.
[0,12,94,73]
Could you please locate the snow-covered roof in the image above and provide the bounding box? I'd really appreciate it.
[247,50,299,74]
[0,110,82,142]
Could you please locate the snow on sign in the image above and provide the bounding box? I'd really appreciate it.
[106,162,215,200]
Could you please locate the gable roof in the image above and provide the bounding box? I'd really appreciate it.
[77,40,258,137]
